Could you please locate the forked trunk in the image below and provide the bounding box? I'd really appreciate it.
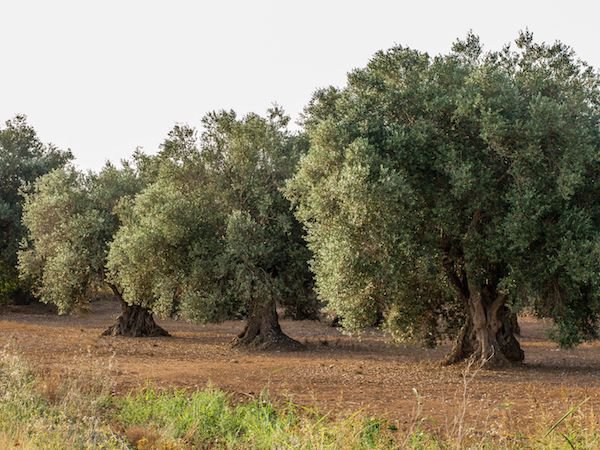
[444,291,523,367]
[232,298,303,351]
[102,300,169,337]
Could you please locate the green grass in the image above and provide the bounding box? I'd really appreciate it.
[116,387,401,448]
[0,351,128,449]
[2,349,600,449]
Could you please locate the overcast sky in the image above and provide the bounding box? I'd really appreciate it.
[1,0,598,170]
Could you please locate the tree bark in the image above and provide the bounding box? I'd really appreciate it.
[444,293,523,367]
[495,305,524,362]
[232,297,303,351]
[440,235,523,367]
[102,300,170,337]
[507,309,521,336]
[443,315,476,365]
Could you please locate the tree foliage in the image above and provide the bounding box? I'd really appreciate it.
[18,161,143,314]
[287,32,600,364]
[108,108,315,347]
[0,115,72,303]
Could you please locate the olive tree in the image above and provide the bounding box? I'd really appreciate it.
[199,109,316,345]
[108,109,314,349]
[106,149,226,331]
[287,32,600,366]
[18,161,167,336]
[0,115,71,303]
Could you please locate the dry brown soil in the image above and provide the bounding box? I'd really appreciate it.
[2,299,600,435]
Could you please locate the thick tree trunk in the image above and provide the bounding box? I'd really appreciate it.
[439,235,523,367]
[507,309,521,336]
[102,300,170,337]
[496,305,524,362]
[443,315,476,365]
[232,298,303,351]
[444,294,523,367]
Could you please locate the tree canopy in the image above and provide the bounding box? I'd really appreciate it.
[107,108,315,347]
[287,32,600,365]
[16,160,167,335]
[0,116,72,303]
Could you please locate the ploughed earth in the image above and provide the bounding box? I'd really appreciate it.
[2,299,600,435]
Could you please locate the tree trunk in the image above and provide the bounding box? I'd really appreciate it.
[507,309,521,336]
[443,316,476,365]
[496,305,524,362]
[444,292,523,367]
[102,300,170,337]
[232,298,303,351]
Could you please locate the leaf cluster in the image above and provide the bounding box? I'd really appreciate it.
[18,162,143,312]
[0,115,72,302]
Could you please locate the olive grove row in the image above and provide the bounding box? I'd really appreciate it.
[1,32,598,366]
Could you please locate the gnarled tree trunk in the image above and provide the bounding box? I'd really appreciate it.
[444,291,523,367]
[232,297,303,351]
[102,300,169,337]
[440,233,523,367]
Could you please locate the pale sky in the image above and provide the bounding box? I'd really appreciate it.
[1,0,598,170]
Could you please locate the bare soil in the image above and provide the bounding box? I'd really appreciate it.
[2,299,600,435]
